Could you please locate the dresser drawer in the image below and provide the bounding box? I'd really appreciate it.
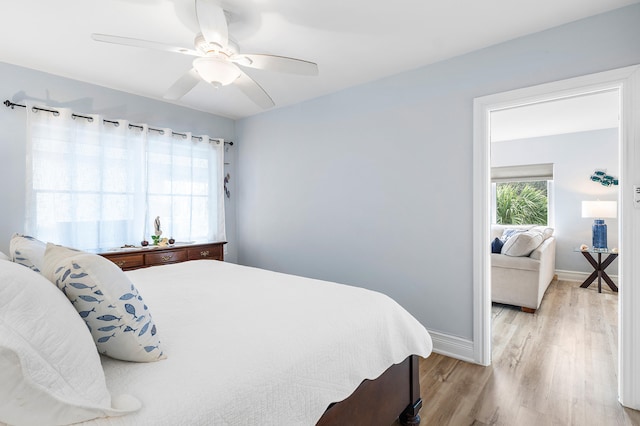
[188,244,223,261]
[145,249,188,266]
[99,242,226,270]
[103,253,144,270]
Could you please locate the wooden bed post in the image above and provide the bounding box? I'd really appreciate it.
[399,355,423,426]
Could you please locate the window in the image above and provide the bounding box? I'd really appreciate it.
[491,163,553,226]
[146,131,223,244]
[25,104,225,250]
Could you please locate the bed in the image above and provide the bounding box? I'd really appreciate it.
[1,240,432,426]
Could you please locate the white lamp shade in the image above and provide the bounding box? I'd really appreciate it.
[581,200,617,219]
[193,57,240,87]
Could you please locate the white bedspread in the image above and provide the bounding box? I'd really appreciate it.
[82,260,432,425]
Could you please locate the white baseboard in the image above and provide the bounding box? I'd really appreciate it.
[555,269,619,285]
[427,330,475,363]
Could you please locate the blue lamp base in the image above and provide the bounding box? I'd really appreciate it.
[592,219,607,250]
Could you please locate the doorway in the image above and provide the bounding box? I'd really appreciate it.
[472,65,640,409]
[490,89,620,281]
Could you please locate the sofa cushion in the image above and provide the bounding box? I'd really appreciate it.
[491,252,541,272]
[501,230,544,257]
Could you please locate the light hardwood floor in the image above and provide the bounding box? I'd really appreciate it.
[413,279,640,425]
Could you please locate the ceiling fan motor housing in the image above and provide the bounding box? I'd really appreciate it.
[194,33,238,56]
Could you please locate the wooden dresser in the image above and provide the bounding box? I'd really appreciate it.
[99,242,226,271]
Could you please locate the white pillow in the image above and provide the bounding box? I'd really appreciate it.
[0,251,9,261]
[9,233,46,273]
[501,230,544,257]
[499,228,528,242]
[43,244,166,362]
[531,226,554,240]
[0,259,140,426]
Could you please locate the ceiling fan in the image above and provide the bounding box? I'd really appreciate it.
[91,0,318,109]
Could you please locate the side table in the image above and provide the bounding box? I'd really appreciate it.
[576,248,618,293]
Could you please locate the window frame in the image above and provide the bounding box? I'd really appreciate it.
[490,163,554,227]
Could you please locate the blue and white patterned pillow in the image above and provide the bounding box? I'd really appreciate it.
[43,244,166,362]
[9,233,46,273]
[500,228,527,242]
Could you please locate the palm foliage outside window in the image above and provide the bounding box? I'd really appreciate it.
[495,181,548,225]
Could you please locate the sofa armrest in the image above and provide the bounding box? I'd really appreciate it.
[491,235,556,311]
[529,236,555,260]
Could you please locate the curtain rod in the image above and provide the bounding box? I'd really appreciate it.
[3,100,233,146]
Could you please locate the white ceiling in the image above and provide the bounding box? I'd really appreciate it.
[491,90,620,142]
[1,0,637,119]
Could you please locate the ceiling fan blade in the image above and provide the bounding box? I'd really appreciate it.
[91,33,200,56]
[232,54,319,76]
[163,69,201,100]
[234,71,275,109]
[195,0,228,49]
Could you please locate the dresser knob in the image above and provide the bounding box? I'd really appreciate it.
[161,254,173,262]
[200,250,210,257]
[116,261,126,268]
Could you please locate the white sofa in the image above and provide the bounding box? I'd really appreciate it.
[491,224,556,313]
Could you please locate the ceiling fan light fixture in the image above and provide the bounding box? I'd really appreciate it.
[193,56,240,87]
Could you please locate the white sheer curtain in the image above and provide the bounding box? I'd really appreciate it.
[25,103,225,250]
[145,130,226,243]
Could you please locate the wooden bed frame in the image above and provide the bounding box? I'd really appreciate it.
[316,355,422,426]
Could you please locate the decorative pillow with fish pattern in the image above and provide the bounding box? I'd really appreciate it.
[43,244,166,362]
[9,233,46,273]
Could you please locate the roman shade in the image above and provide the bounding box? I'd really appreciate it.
[491,163,554,183]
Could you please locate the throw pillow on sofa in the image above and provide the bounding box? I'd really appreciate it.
[491,238,504,253]
[531,226,554,240]
[500,228,528,241]
[501,230,544,257]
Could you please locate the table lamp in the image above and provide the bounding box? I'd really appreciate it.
[581,200,617,250]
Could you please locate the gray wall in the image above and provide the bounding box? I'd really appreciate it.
[0,62,238,262]
[235,4,640,339]
[492,129,619,275]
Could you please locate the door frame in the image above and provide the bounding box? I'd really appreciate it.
[472,65,640,409]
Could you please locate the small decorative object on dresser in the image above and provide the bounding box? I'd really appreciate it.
[151,216,163,246]
[99,242,226,270]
